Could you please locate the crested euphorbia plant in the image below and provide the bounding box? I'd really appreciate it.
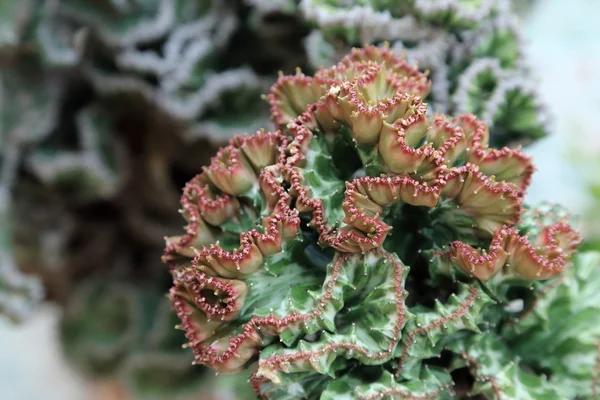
[163,46,599,399]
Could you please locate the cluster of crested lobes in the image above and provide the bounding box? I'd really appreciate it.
[163,46,585,399]
[295,0,550,147]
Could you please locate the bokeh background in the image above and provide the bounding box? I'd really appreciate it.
[1,1,600,399]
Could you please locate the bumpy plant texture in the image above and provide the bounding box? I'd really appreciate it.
[0,0,563,397]
[163,46,596,399]
[1,0,282,136]
[253,0,549,147]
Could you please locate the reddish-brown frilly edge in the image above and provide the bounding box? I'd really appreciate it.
[450,222,582,281]
[162,45,579,381]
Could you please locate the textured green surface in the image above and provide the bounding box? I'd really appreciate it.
[163,44,594,398]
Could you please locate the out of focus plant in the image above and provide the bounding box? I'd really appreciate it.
[0,187,44,322]
[164,45,598,399]
[60,279,257,400]
[1,0,546,308]
[0,66,44,322]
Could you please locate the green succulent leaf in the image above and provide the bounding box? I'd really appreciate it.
[449,333,566,399]
[163,43,584,399]
[321,366,453,400]
[504,251,600,398]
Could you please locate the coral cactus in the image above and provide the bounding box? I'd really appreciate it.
[164,46,595,399]
[0,1,579,398]
[3,0,547,303]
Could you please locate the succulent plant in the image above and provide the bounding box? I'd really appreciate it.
[499,249,600,399]
[163,46,596,399]
[59,279,205,399]
[0,1,580,398]
[289,0,550,147]
[4,0,549,301]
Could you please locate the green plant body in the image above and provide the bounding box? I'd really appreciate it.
[164,45,597,398]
